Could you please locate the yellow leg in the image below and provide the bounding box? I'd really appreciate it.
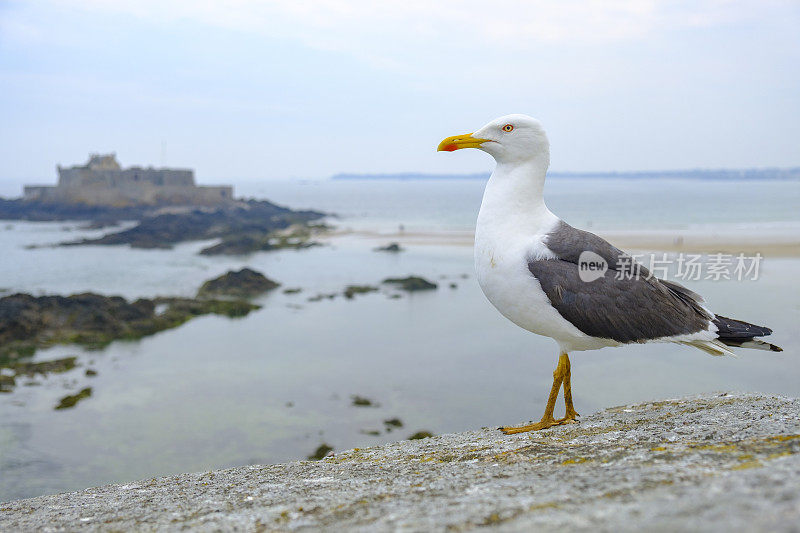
[500,353,578,435]
[560,353,580,422]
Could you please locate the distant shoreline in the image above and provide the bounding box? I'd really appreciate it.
[331,168,800,181]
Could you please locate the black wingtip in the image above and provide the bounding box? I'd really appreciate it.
[771,344,783,352]
[713,315,774,339]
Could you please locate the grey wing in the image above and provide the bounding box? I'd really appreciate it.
[528,259,710,343]
[531,221,711,343]
[545,220,647,277]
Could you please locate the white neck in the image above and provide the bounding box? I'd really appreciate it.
[476,155,557,237]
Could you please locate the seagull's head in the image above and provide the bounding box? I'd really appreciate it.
[437,114,549,165]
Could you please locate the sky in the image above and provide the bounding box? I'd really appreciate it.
[1,0,798,191]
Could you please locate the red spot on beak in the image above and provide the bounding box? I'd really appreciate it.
[443,144,458,152]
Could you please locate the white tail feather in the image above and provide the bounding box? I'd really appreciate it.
[682,339,736,357]
[739,339,779,351]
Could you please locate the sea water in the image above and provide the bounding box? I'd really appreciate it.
[0,177,798,501]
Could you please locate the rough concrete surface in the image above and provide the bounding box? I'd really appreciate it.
[2,392,799,532]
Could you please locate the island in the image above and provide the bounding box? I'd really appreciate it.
[23,153,232,207]
[0,268,283,366]
[0,152,327,254]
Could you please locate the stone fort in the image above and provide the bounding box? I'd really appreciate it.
[24,153,234,206]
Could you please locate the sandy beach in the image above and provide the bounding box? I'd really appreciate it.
[327,228,800,257]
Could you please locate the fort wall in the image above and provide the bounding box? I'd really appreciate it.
[24,153,233,207]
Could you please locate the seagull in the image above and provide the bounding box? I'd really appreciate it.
[438,114,782,434]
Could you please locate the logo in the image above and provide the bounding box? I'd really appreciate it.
[578,251,608,282]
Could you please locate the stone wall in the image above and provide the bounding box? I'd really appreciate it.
[24,183,232,207]
[23,156,233,207]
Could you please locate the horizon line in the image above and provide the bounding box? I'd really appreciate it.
[331,167,800,180]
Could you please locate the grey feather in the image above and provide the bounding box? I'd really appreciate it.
[528,221,710,343]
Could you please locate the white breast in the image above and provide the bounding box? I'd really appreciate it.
[473,169,614,352]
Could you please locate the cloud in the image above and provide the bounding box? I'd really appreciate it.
[2,0,797,178]
[43,0,793,69]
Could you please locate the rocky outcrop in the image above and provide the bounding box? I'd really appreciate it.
[374,243,403,253]
[382,276,438,291]
[54,387,92,409]
[343,285,379,299]
[0,357,77,393]
[0,292,259,363]
[60,200,324,251]
[197,268,280,299]
[0,198,147,222]
[2,393,798,531]
[2,196,326,255]
[198,230,321,256]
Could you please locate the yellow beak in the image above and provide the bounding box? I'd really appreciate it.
[437,133,491,152]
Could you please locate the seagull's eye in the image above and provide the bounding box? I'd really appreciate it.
[502,124,514,132]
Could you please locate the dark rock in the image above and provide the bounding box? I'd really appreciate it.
[197,268,280,299]
[10,357,77,376]
[55,387,92,410]
[307,293,337,302]
[343,285,379,299]
[449,283,458,289]
[79,220,120,230]
[0,292,259,362]
[199,230,321,256]
[382,276,438,292]
[0,374,15,393]
[307,444,334,461]
[283,288,302,294]
[85,369,98,377]
[198,234,272,255]
[58,200,325,253]
[383,418,404,428]
[408,431,434,440]
[153,297,259,320]
[351,395,378,407]
[0,198,149,222]
[374,243,403,253]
